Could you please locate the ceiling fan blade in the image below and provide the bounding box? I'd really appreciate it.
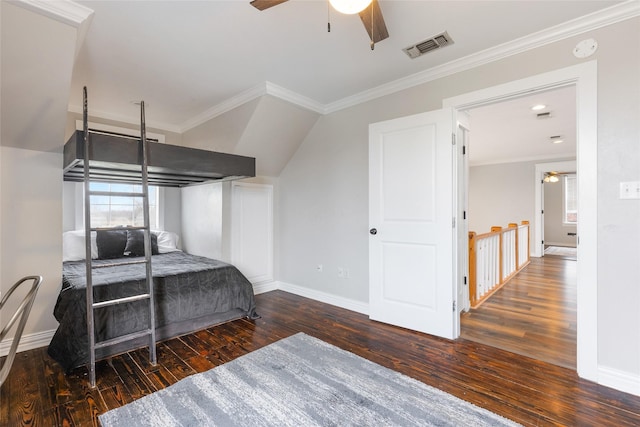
[359,0,389,43]
[250,0,289,11]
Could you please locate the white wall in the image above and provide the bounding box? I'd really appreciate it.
[181,182,224,260]
[467,159,576,254]
[1,147,62,341]
[468,161,537,239]
[278,18,640,381]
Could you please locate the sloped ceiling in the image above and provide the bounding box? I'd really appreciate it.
[2,1,638,175]
[0,1,87,152]
[183,96,320,177]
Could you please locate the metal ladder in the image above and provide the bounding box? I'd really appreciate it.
[81,87,157,388]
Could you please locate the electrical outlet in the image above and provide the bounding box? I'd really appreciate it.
[620,181,640,199]
[337,268,350,279]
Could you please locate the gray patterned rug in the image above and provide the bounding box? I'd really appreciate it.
[99,333,520,426]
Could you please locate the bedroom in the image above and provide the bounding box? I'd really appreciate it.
[2,0,639,425]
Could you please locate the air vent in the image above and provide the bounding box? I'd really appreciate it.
[403,32,454,59]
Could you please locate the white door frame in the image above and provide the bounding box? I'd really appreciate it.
[443,61,598,382]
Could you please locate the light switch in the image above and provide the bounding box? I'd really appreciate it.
[620,181,640,199]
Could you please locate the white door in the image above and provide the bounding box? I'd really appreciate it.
[369,108,456,339]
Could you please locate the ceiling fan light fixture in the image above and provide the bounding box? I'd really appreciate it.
[329,0,372,15]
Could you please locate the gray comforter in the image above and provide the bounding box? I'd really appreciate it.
[48,251,258,372]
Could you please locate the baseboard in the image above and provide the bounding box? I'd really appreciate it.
[275,281,369,315]
[544,242,577,248]
[598,365,640,397]
[0,329,56,357]
[253,280,279,295]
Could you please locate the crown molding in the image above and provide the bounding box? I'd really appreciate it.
[324,0,640,114]
[180,83,269,132]
[66,0,638,132]
[179,82,325,133]
[12,0,94,27]
[264,82,326,115]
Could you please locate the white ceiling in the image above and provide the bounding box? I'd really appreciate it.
[66,0,621,130]
[1,0,634,168]
[468,85,577,166]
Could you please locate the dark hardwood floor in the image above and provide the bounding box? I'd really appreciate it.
[461,255,577,369]
[2,290,640,426]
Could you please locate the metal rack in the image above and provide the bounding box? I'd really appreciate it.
[81,87,157,388]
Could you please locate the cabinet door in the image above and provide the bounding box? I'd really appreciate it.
[231,182,274,285]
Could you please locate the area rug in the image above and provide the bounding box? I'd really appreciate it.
[99,333,520,426]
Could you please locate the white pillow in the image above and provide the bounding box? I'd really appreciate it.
[62,230,98,262]
[152,230,181,253]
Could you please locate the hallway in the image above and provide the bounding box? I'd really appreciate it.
[460,255,576,369]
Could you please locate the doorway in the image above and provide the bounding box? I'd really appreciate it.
[444,61,598,381]
[459,90,578,369]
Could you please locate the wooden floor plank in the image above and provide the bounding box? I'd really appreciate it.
[2,288,639,426]
[461,255,577,369]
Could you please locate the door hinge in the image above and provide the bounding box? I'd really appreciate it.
[464,276,467,285]
[541,209,544,214]
[463,210,466,220]
[452,217,456,228]
[452,133,456,145]
[453,300,457,312]
[462,145,466,155]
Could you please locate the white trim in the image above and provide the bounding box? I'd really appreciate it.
[0,329,55,357]
[325,1,639,114]
[180,83,269,132]
[544,242,577,248]
[276,281,369,315]
[13,0,95,61]
[253,281,279,295]
[180,82,325,133]
[443,61,598,383]
[265,82,326,115]
[67,2,638,132]
[470,152,577,168]
[598,366,640,397]
[535,161,577,257]
[14,0,93,27]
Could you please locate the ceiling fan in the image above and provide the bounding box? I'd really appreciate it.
[250,0,389,49]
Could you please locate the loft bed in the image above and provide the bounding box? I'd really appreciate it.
[48,129,259,373]
[63,129,255,186]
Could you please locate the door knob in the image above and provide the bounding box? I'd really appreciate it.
[369,228,377,235]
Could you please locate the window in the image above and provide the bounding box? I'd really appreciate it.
[88,182,158,228]
[563,174,577,224]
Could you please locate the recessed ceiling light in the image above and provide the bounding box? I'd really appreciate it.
[531,104,546,111]
[550,135,564,144]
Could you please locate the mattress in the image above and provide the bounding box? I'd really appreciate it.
[48,251,258,372]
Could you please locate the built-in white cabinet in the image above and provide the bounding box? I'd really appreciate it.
[231,182,274,285]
